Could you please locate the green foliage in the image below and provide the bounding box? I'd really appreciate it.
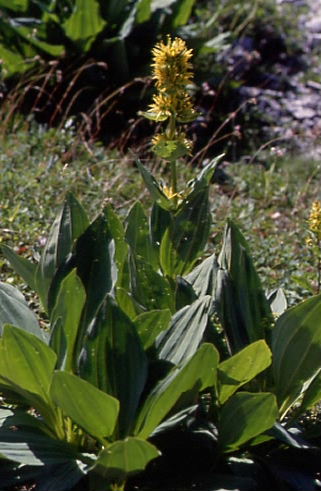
[2,144,321,489]
[0,0,200,80]
[0,185,283,489]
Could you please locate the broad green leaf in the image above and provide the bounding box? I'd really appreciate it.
[136,159,176,211]
[150,202,172,255]
[50,269,86,371]
[116,286,138,319]
[0,407,54,436]
[134,309,171,350]
[50,371,119,442]
[9,24,64,56]
[36,193,89,311]
[171,0,197,27]
[0,427,79,466]
[104,0,129,24]
[174,275,198,310]
[156,296,212,365]
[74,212,117,332]
[0,282,42,339]
[95,437,160,480]
[0,0,28,11]
[78,295,148,437]
[192,155,223,188]
[125,202,157,269]
[218,340,272,404]
[104,203,128,277]
[272,293,321,416]
[219,392,278,452]
[0,44,31,77]
[135,343,219,438]
[301,372,321,412]
[185,253,219,298]
[129,253,175,313]
[0,326,56,409]
[160,187,212,277]
[216,220,272,353]
[63,0,106,51]
[136,0,152,23]
[1,244,37,292]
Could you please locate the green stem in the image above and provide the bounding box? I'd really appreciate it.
[317,248,321,294]
[170,158,177,197]
[168,114,178,206]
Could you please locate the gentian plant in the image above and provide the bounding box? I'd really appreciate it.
[2,36,321,491]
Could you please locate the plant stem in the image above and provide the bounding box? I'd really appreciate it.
[317,241,321,294]
[168,114,178,206]
[170,158,177,197]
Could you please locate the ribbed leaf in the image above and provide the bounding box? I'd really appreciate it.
[49,269,86,371]
[95,437,160,480]
[104,203,128,276]
[0,427,79,466]
[185,253,219,298]
[35,193,89,311]
[218,340,272,404]
[134,309,171,350]
[1,244,37,292]
[156,295,212,365]
[171,0,197,27]
[125,202,157,269]
[301,373,321,412]
[0,326,56,412]
[0,282,42,339]
[135,343,219,438]
[136,0,152,23]
[78,295,148,437]
[129,253,175,313]
[150,202,171,256]
[0,0,28,11]
[63,0,106,51]
[272,293,321,416]
[136,159,175,211]
[50,371,119,442]
[74,212,117,332]
[160,187,212,277]
[219,392,278,452]
[216,220,272,353]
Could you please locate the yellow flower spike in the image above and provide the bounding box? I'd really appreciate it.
[152,36,194,90]
[141,35,197,205]
[308,200,321,242]
[144,35,197,125]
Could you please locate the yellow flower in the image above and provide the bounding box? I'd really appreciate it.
[308,200,321,241]
[144,35,197,124]
[152,36,194,91]
[162,185,186,202]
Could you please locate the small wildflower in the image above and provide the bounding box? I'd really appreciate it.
[307,200,321,242]
[162,185,186,203]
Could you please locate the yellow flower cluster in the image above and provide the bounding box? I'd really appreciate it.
[307,200,321,245]
[146,36,197,124]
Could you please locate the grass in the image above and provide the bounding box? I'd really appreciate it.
[0,121,320,309]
